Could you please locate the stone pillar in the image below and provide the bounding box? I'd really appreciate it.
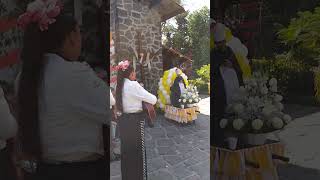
[114,0,163,94]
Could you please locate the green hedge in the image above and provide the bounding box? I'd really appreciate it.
[252,56,314,96]
[189,64,210,94]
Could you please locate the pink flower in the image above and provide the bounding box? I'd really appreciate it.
[17,0,63,31]
[117,60,130,71]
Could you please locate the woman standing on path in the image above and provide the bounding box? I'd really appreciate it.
[115,60,157,180]
[16,1,110,179]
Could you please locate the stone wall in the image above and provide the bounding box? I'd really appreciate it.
[0,0,24,84]
[112,0,163,94]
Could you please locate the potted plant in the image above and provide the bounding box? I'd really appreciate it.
[179,85,202,108]
[219,72,292,145]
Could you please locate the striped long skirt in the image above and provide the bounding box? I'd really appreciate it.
[119,112,147,180]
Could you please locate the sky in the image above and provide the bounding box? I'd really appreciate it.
[181,0,210,13]
[167,0,210,26]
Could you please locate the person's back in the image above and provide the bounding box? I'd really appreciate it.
[39,53,108,162]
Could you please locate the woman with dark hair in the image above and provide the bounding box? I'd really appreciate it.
[115,60,157,180]
[0,84,18,180]
[16,1,109,179]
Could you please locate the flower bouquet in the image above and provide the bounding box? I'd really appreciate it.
[179,85,202,108]
[220,72,292,136]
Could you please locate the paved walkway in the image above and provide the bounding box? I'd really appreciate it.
[111,97,210,180]
[275,110,320,179]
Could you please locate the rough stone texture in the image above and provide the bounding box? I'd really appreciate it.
[110,0,163,94]
[0,0,24,83]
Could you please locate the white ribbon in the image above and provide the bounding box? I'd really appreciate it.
[146,52,151,71]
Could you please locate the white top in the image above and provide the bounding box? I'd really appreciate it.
[122,78,157,113]
[179,82,186,94]
[110,89,115,109]
[36,53,109,162]
[0,87,18,150]
[220,66,239,105]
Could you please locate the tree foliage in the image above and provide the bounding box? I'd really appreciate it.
[162,6,210,70]
[278,7,320,66]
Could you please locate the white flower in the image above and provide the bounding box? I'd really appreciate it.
[270,85,278,93]
[283,114,292,124]
[252,81,258,87]
[260,87,268,95]
[269,78,277,86]
[183,99,186,103]
[189,99,192,103]
[182,94,186,98]
[220,119,228,128]
[248,97,255,104]
[192,95,196,99]
[178,99,181,102]
[252,119,264,130]
[233,119,244,130]
[233,104,245,114]
[262,105,276,116]
[272,117,284,129]
[275,102,284,111]
[274,94,283,102]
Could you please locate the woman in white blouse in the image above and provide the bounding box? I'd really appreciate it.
[115,60,157,180]
[0,85,18,179]
[16,13,109,179]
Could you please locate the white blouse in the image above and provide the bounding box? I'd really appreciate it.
[122,78,157,113]
[0,87,17,150]
[36,53,110,162]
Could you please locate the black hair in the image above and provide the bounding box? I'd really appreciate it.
[18,14,77,159]
[115,63,134,112]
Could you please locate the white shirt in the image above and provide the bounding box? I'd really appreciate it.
[110,89,115,109]
[122,78,157,113]
[179,82,186,94]
[220,66,239,105]
[36,53,109,162]
[0,87,18,150]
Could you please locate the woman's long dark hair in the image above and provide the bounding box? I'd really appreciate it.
[18,14,77,159]
[115,64,134,112]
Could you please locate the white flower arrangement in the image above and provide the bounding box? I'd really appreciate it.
[220,72,292,134]
[180,85,201,107]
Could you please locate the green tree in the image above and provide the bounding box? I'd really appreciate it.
[161,6,210,70]
[278,6,320,66]
[188,7,210,69]
[172,12,191,54]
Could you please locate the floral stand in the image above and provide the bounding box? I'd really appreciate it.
[211,141,288,180]
[164,105,200,123]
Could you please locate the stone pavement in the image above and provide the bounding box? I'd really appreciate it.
[111,97,210,180]
[275,110,320,179]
